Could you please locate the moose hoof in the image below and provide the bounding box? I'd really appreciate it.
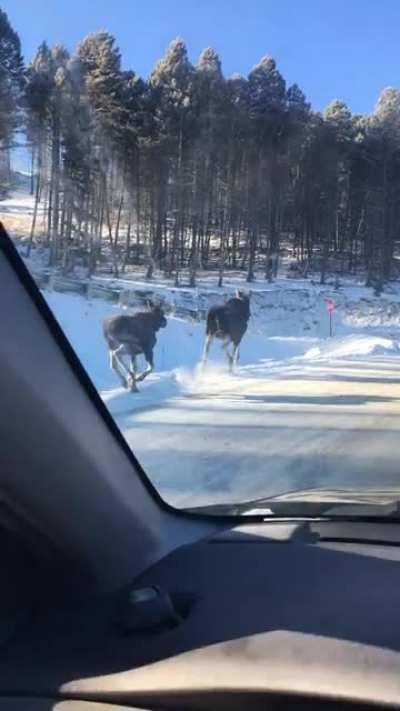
[127,374,139,393]
[136,370,151,383]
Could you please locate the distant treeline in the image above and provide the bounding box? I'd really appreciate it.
[1,8,400,290]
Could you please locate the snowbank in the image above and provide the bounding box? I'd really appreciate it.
[304,335,400,361]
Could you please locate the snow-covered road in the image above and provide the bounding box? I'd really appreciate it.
[104,353,400,508]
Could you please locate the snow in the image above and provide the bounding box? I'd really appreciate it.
[0,189,36,216]
[42,287,400,510]
[4,186,400,509]
[304,335,399,360]
[0,184,43,238]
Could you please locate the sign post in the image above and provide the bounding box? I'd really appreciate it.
[326,298,335,337]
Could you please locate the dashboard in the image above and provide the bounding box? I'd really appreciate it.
[1,520,400,709]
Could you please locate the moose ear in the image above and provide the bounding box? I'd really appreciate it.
[146,299,153,309]
[236,289,242,298]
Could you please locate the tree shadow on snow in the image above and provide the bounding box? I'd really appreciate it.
[242,394,399,406]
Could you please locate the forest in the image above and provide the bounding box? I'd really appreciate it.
[1,7,400,291]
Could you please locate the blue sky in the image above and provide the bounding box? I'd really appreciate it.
[2,0,400,114]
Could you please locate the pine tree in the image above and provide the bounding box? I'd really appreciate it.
[0,8,24,186]
[24,42,54,254]
[149,39,195,281]
[247,56,286,280]
[366,89,400,289]
[192,47,226,285]
[77,31,126,276]
[317,99,354,282]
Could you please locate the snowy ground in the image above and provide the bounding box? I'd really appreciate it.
[4,185,400,509]
[0,180,44,237]
[44,290,400,509]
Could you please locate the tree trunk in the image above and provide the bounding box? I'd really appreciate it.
[26,167,41,258]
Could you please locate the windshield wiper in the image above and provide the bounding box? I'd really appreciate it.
[184,488,400,518]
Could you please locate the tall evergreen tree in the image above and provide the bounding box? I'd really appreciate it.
[0,8,24,185]
[149,38,195,281]
[247,56,286,280]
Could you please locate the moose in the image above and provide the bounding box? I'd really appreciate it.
[202,290,251,371]
[103,302,167,392]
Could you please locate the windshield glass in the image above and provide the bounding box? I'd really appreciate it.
[2,2,400,515]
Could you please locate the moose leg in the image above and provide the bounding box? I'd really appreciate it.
[111,354,128,387]
[232,342,241,368]
[111,346,130,388]
[222,339,234,372]
[127,355,139,393]
[135,348,154,383]
[201,334,213,367]
[110,348,127,387]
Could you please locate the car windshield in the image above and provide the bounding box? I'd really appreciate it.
[2,2,400,516]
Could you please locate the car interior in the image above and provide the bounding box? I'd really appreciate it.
[1,222,400,710]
